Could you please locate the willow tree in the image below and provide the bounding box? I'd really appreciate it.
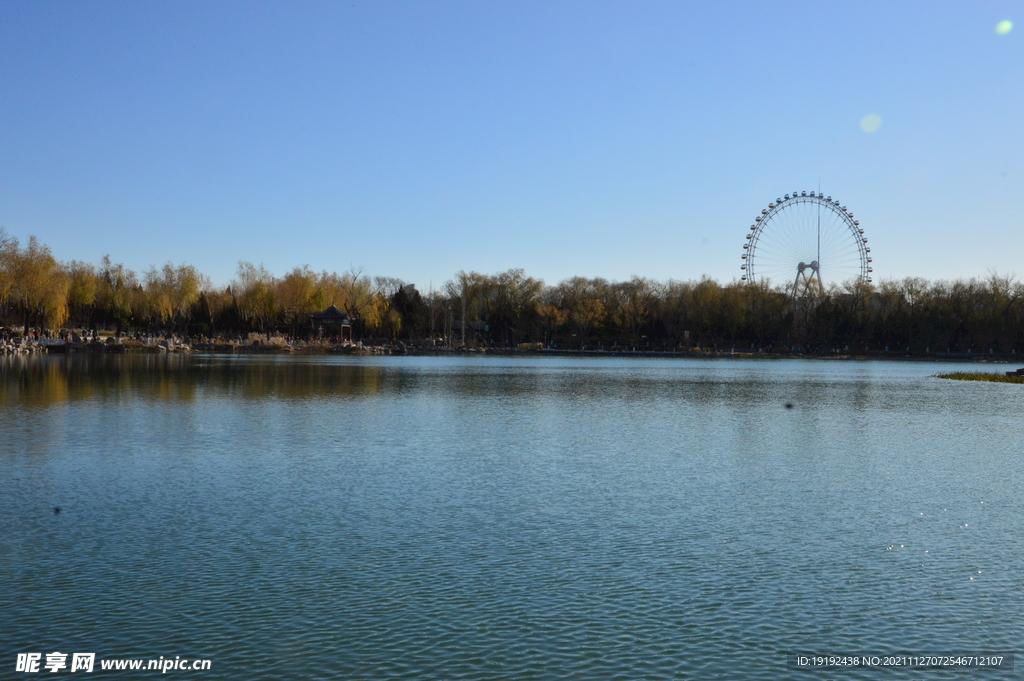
[66,261,100,327]
[278,266,326,337]
[144,263,204,333]
[7,236,69,333]
[327,269,388,337]
[0,228,15,313]
[98,256,138,335]
[233,262,278,331]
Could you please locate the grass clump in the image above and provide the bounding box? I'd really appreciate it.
[934,372,1024,384]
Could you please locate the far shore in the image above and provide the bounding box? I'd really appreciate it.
[4,335,1022,366]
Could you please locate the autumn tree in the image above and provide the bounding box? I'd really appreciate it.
[97,256,138,335]
[316,269,390,338]
[278,266,325,336]
[144,263,204,332]
[493,269,543,344]
[233,262,278,331]
[553,277,607,349]
[0,228,15,311]
[7,236,69,333]
[65,261,100,327]
[611,276,660,346]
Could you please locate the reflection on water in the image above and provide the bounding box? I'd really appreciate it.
[0,354,391,406]
[1,355,1022,680]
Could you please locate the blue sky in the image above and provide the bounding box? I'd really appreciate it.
[1,1,1020,290]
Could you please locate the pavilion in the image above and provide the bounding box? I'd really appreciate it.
[311,305,353,341]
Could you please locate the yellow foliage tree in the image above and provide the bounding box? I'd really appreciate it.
[145,263,204,331]
[98,256,138,335]
[8,236,69,333]
[66,261,99,324]
[278,266,326,335]
[233,262,278,331]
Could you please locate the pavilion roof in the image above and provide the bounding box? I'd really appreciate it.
[311,305,351,323]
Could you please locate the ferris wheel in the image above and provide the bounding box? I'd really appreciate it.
[741,191,872,293]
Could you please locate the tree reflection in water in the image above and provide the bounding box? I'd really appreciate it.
[0,355,390,408]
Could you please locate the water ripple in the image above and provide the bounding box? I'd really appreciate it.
[2,356,1021,679]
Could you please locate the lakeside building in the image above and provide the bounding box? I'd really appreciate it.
[311,305,353,342]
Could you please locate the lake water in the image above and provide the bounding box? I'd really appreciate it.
[2,354,1021,679]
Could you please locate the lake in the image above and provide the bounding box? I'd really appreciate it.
[1,354,1021,679]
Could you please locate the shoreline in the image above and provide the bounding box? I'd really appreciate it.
[6,339,1020,365]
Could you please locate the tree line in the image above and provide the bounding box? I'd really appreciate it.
[1,231,1022,354]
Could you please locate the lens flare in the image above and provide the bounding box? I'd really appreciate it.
[995,20,1012,35]
[860,114,882,133]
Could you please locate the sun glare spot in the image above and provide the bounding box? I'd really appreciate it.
[860,114,882,133]
[995,20,1013,35]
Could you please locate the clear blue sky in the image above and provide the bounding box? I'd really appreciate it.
[1,1,1020,290]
